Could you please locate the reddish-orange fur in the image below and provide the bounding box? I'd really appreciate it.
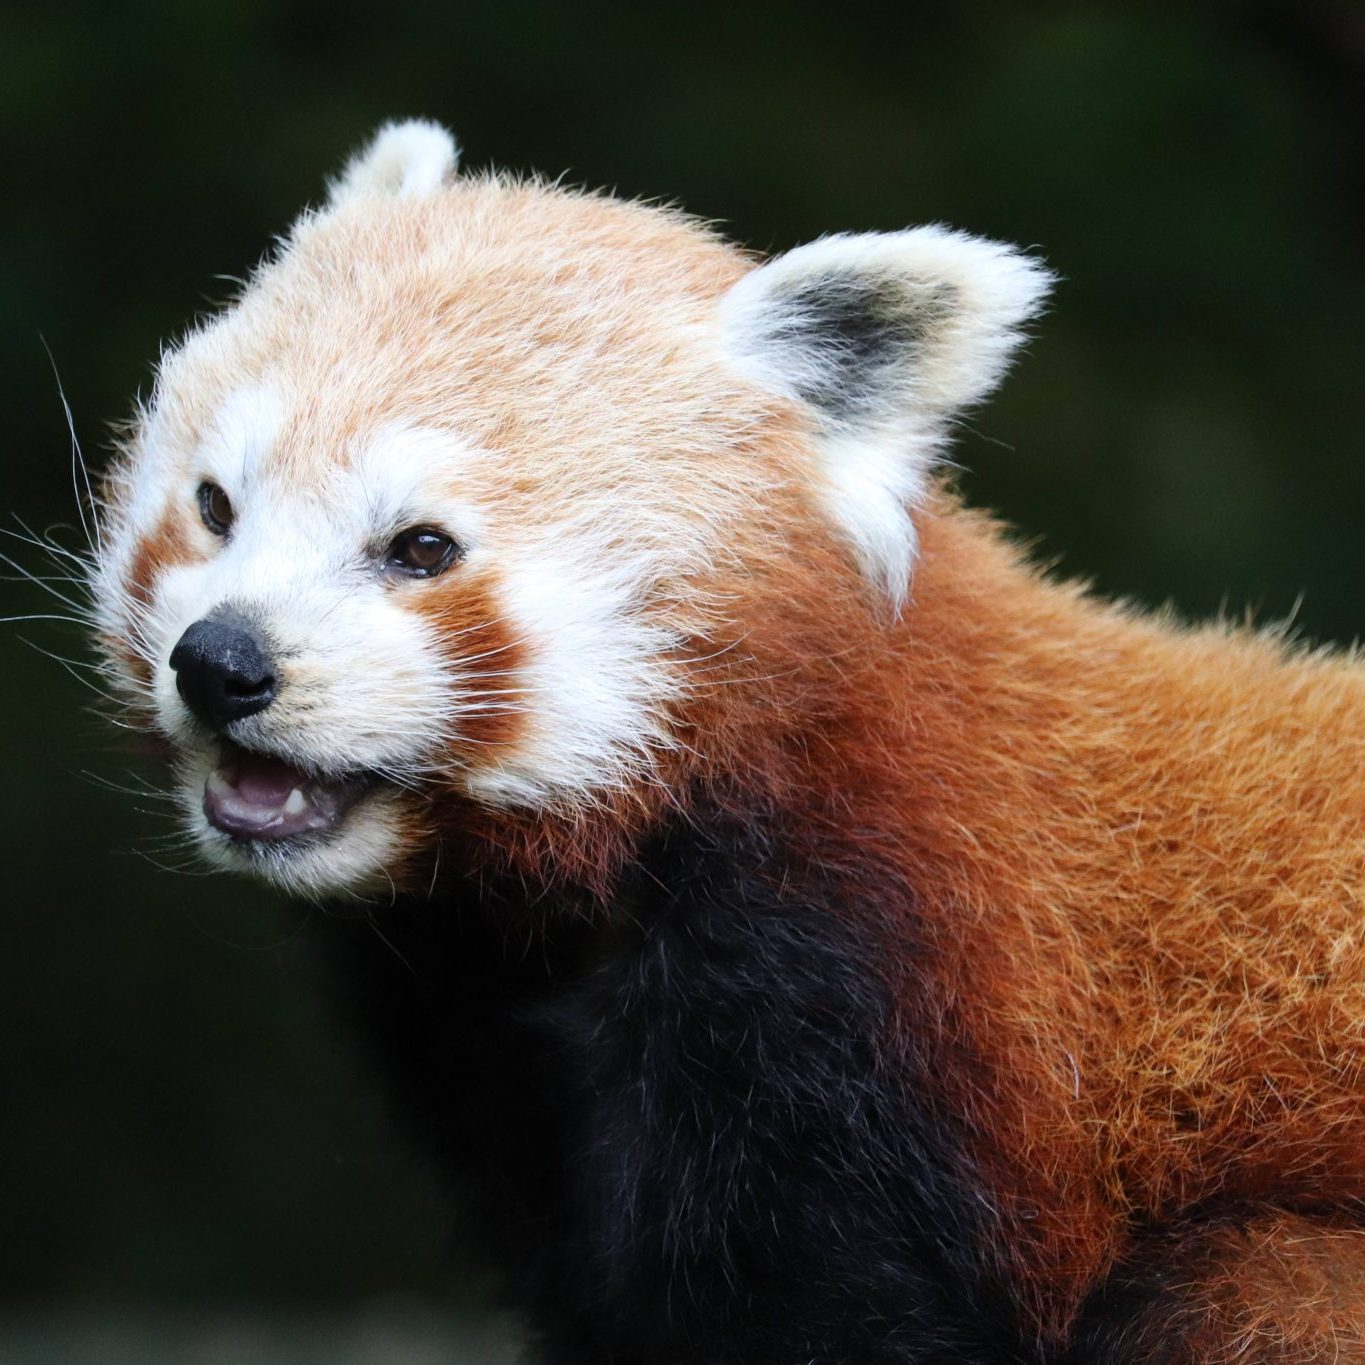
[381,482,1365,1345]
[412,567,530,755]
[1087,1210,1365,1361]
[115,509,190,685]
[104,166,1365,1349]
[682,496,1365,1344]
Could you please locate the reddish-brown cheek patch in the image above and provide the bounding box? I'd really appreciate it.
[117,508,193,688]
[410,567,529,764]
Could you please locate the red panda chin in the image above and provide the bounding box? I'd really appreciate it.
[203,739,370,843]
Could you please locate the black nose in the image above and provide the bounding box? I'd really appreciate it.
[169,613,277,730]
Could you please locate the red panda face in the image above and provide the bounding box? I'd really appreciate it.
[91,121,1048,897]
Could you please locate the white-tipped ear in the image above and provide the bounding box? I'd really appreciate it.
[327,119,459,207]
[719,227,1052,606]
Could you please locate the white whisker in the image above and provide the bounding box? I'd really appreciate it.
[40,337,103,558]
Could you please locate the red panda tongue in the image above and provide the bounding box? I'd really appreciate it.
[203,746,362,842]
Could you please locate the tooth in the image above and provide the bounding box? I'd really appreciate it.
[283,788,308,817]
[207,771,233,798]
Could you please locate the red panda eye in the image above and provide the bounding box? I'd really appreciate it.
[197,481,234,536]
[385,527,461,579]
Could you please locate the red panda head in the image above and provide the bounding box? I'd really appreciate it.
[91,121,1049,898]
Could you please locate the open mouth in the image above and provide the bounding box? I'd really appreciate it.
[203,739,371,843]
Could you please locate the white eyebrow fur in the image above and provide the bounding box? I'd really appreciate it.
[199,385,286,489]
[353,423,489,549]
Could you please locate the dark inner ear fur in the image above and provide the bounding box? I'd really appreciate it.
[773,275,959,425]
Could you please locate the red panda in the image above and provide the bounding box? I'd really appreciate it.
[90,120,1365,1362]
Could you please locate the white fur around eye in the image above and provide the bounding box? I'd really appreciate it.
[353,422,488,554]
[199,385,286,486]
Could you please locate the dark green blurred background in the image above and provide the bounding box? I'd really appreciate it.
[2,0,1362,1351]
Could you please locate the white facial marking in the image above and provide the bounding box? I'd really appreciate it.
[104,397,516,893]
[468,532,684,808]
[103,382,702,889]
[94,140,1053,902]
[157,411,479,768]
[353,421,487,556]
[199,385,287,490]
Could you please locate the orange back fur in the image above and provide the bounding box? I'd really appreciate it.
[694,495,1365,1340]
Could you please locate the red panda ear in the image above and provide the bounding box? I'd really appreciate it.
[326,120,460,207]
[718,228,1052,607]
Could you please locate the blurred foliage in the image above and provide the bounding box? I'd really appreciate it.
[0,0,1361,1315]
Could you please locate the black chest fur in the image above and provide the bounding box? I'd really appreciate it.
[323,817,1033,1364]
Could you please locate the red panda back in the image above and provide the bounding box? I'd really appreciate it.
[784,497,1365,1338]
